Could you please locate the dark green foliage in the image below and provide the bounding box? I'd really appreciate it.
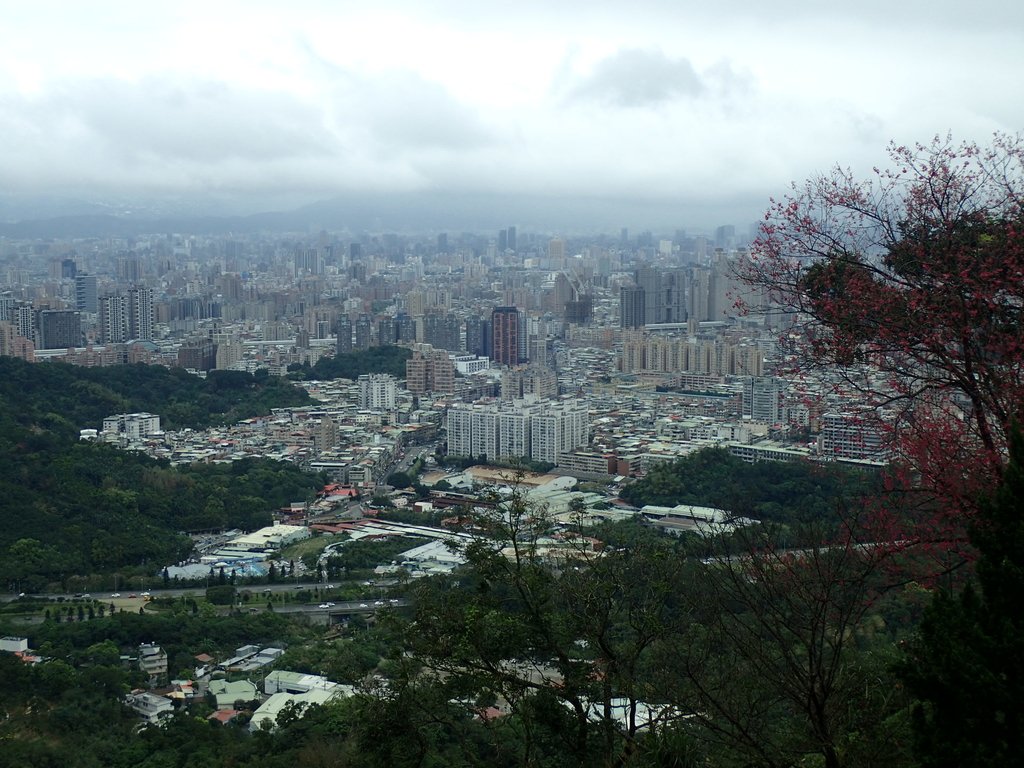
[0,356,310,435]
[621,446,876,523]
[289,345,412,381]
[387,470,412,488]
[901,429,1024,766]
[436,453,487,470]
[325,536,424,573]
[205,585,236,605]
[0,441,324,582]
[0,356,324,580]
[0,611,314,768]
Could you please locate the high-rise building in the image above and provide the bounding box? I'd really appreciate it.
[353,314,372,351]
[548,237,566,268]
[635,266,659,325]
[378,316,397,346]
[445,396,589,464]
[565,295,594,325]
[530,398,589,464]
[177,338,216,371]
[501,365,558,400]
[99,295,129,344]
[396,313,416,344]
[620,285,646,329]
[742,376,786,424]
[14,305,34,340]
[491,306,520,367]
[689,267,711,322]
[336,315,353,353]
[507,226,517,252]
[821,411,886,461]
[316,415,338,452]
[465,316,488,357]
[75,274,98,314]
[422,312,461,352]
[358,374,398,410]
[634,266,687,325]
[405,345,457,395]
[118,255,143,283]
[36,310,81,349]
[294,248,323,275]
[127,286,154,341]
[0,295,15,323]
[0,320,33,360]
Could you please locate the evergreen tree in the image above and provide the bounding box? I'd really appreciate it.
[902,428,1024,765]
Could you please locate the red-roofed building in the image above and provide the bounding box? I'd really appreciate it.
[208,709,242,725]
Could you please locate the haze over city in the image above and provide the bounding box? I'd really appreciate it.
[2,0,1021,230]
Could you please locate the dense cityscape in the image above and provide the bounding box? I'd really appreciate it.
[1,223,882,481]
[1,3,1022,767]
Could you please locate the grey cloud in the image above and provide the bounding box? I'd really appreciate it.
[58,77,334,164]
[0,66,496,197]
[567,49,704,107]
[297,37,495,153]
[339,71,495,153]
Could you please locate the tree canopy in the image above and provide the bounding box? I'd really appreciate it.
[620,446,877,526]
[739,134,1024,514]
[0,357,310,435]
[288,345,412,381]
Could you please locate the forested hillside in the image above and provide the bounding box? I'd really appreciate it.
[0,357,311,434]
[621,446,878,524]
[287,344,412,381]
[0,359,324,589]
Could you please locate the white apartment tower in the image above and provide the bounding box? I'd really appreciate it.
[445,396,589,465]
[128,287,154,341]
[358,374,397,411]
[99,295,129,344]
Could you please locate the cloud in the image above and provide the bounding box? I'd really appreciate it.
[0,67,497,198]
[566,49,705,107]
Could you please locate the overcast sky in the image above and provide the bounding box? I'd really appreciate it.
[1,1,1021,229]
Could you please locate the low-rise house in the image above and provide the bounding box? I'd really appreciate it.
[264,670,340,695]
[249,685,353,732]
[139,643,168,683]
[208,679,260,710]
[126,690,174,724]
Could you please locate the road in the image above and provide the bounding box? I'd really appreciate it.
[3,581,390,604]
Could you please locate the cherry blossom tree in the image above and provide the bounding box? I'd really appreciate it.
[740,134,1024,536]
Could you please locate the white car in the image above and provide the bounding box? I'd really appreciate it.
[359,603,369,609]
[318,603,331,609]
[110,593,121,598]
